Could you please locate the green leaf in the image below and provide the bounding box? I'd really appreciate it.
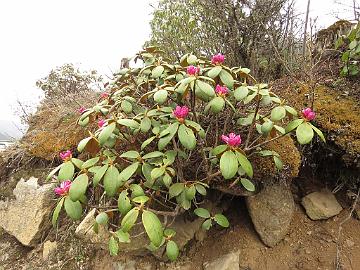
[214,214,229,227]
[240,178,255,192]
[121,208,139,232]
[187,54,197,64]
[104,165,121,197]
[118,190,132,215]
[220,151,238,179]
[52,197,64,227]
[164,228,176,237]
[64,196,82,220]
[195,184,207,196]
[120,151,140,159]
[109,236,119,256]
[132,195,149,204]
[185,185,196,200]
[273,156,283,170]
[169,183,185,198]
[142,163,153,183]
[152,65,164,78]
[140,117,152,133]
[234,86,249,101]
[119,162,139,182]
[130,184,145,198]
[115,230,130,243]
[69,174,88,201]
[142,151,164,159]
[154,89,168,104]
[81,157,100,169]
[142,210,164,247]
[207,65,222,78]
[178,124,196,150]
[310,123,326,142]
[284,105,298,116]
[202,219,212,230]
[71,158,83,169]
[93,164,108,186]
[96,212,109,225]
[194,208,210,218]
[261,121,274,134]
[151,166,165,179]
[58,161,75,181]
[77,137,92,152]
[196,80,215,97]
[99,122,116,145]
[207,96,225,114]
[296,122,314,145]
[141,136,156,150]
[47,164,62,181]
[211,145,228,156]
[235,152,253,178]
[117,119,140,129]
[158,123,179,150]
[166,240,179,262]
[271,106,286,121]
[219,69,234,88]
[121,100,133,113]
[285,119,304,133]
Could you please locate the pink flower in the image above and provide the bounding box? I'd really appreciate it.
[221,133,242,147]
[187,65,200,76]
[211,53,225,65]
[78,106,86,114]
[215,85,228,96]
[100,92,109,99]
[301,108,316,121]
[54,180,72,196]
[59,150,72,161]
[98,119,106,128]
[173,105,189,121]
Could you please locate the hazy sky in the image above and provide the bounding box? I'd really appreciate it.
[0,0,356,125]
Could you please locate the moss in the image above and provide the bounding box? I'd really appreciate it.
[251,135,301,181]
[21,109,87,160]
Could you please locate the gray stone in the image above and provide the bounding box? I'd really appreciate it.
[42,240,57,260]
[301,190,342,220]
[246,183,294,247]
[0,177,55,246]
[203,252,239,270]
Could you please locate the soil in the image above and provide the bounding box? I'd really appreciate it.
[1,175,360,270]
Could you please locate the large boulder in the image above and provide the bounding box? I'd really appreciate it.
[0,177,55,246]
[301,190,342,220]
[246,183,294,247]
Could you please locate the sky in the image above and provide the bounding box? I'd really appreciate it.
[0,0,356,137]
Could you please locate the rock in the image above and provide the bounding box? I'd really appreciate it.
[246,183,294,247]
[203,252,239,270]
[0,177,55,246]
[43,240,57,260]
[301,190,342,220]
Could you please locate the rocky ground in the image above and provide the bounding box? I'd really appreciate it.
[0,174,359,270]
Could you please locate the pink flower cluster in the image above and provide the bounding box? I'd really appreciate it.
[187,65,200,76]
[100,92,109,99]
[59,150,72,161]
[215,85,228,96]
[302,108,316,121]
[54,180,71,196]
[211,53,225,65]
[98,119,106,128]
[221,133,242,147]
[173,105,189,121]
[78,106,86,114]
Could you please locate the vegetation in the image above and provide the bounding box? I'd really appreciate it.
[147,0,303,80]
[336,22,360,76]
[47,48,324,260]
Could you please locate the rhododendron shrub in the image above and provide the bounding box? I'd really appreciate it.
[47,47,325,260]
